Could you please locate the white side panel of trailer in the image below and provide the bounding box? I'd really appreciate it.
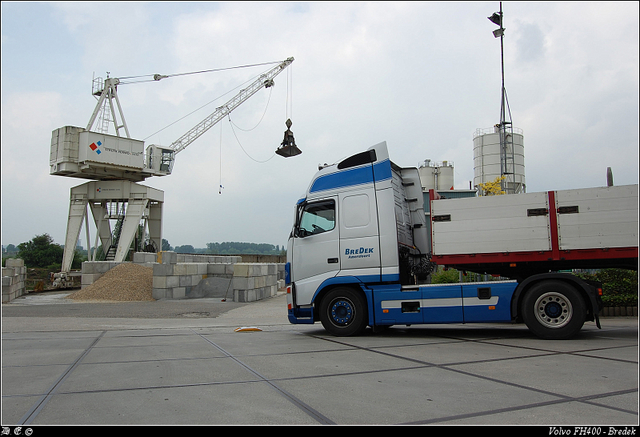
[555,185,638,250]
[431,191,551,255]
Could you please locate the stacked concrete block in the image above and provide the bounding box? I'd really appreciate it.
[150,251,240,300]
[80,251,282,302]
[132,252,159,265]
[232,263,279,302]
[2,258,27,303]
[81,261,123,288]
[175,253,242,264]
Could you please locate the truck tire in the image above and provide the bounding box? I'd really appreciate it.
[319,287,368,336]
[521,280,586,339]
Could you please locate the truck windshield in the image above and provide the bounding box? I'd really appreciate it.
[297,200,335,237]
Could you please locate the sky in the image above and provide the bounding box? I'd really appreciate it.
[2,1,638,251]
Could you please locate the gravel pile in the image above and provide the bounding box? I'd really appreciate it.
[67,263,155,302]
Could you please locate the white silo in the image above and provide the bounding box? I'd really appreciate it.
[473,125,525,194]
[418,160,455,191]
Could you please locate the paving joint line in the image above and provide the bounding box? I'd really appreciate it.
[314,334,639,423]
[191,329,336,425]
[17,330,106,425]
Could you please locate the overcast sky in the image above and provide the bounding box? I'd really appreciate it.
[2,1,638,251]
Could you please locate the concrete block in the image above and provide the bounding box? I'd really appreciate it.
[82,273,103,287]
[5,258,24,268]
[153,276,167,289]
[153,263,173,276]
[179,275,192,287]
[173,287,186,299]
[207,264,228,275]
[234,264,250,277]
[152,288,168,299]
[95,262,113,273]
[233,276,254,290]
[158,251,177,265]
[173,264,188,276]
[267,275,277,286]
[166,276,179,288]
[251,265,260,276]
[81,263,94,274]
[254,276,266,289]
[234,289,256,303]
[133,252,155,263]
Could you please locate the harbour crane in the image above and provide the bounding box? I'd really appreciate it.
[49,58,298,288]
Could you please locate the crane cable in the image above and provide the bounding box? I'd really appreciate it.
[142,67,270,142]
[219,120,224,194]
[117,60,283,85]
[227,113,277,163]
[218,70,279,192]
[285,63,293,121]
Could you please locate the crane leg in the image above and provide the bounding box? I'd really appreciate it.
[147,201,163,253]
[61,192,88,273]
[114,198,148,262]
[88,201,112,259]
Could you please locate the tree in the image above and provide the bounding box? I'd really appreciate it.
[477,175,506,196]
[174,244,195,253]
[162,239,172,251]
[206,241,281,255]
[17,234,64,268]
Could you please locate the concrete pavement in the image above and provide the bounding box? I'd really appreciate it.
[1,291,638,426]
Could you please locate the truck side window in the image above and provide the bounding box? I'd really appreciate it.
[298,200,335,237]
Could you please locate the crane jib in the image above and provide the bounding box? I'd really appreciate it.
[170,57,294,155]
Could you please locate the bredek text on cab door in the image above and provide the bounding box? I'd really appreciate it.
[344,247,375,259]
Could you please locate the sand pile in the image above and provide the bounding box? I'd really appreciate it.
[67,263,154,302]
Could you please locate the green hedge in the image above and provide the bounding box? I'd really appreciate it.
[576,269,638,307]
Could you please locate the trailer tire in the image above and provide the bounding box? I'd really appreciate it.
[319,287,368,337]
[522,280,586,339]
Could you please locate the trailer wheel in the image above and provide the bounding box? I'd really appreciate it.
[319,287,368,336]
[522,280,586,339]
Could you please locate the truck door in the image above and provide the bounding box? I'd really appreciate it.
[291,198,340,303]
[339,191,381,281]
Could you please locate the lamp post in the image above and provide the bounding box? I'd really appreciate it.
[488,2,513,194]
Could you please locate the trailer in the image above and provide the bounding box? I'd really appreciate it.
[285,142,638,339]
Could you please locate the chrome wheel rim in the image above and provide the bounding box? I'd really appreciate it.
[534,292,573,329]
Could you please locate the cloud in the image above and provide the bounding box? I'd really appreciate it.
[1,2,637,249]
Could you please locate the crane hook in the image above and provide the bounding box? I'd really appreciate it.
[276,119,301,157]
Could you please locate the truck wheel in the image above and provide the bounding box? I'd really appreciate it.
[522,280,586,339]
[319,287,368,336]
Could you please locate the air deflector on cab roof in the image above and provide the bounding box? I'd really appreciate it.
[338,149,377,170]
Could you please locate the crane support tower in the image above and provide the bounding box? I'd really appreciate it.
[49,57,296,288]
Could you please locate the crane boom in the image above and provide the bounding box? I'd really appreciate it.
[169,57,294,155]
